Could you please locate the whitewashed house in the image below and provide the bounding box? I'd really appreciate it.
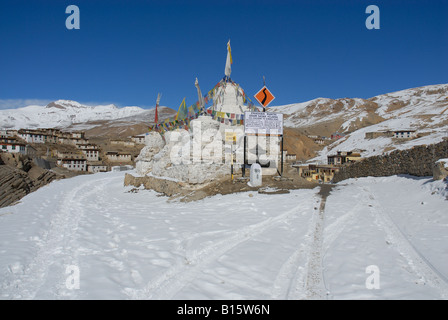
[81,148,100,162]
[71,131,85,139]
[131,135,146,144]
[57,157,87,171]
[106,151,132,163]
[76,143,98,150]
[0,137,26,154]
[87,163,108,173]
[57,152,85,159]
[393,130,417,139]
[17,129,45,143]
[111,140,135,147]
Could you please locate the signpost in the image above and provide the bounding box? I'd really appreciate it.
[240,84,284,178]
[244,112,283,135]
[254,86,275,112]
[243,111,284,177]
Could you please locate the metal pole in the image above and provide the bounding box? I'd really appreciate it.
[281,135,284,177]
[243,135,246,177]
[262,76,266,112]
[231,153,234,181]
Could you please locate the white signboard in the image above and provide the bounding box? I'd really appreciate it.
[244,112,283,135]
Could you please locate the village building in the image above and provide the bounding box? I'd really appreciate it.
[16,128,65,144]
[57,136,72,145]
[327,151,362,166]
[111,140,135,147]
[365,131,393,139]
[131,135,146,145]
[0,129,18,137]
[17,129,46,143]
[294,164,340,183]
[76,143,99,150]
[365,130,418,140]
[393,130,417,139]
[57,151,85,159]
[331,132,345,140]
[41,128,62,136]
[57,158,87,171]
[45,133,58,144]
[71,131,85,139]
[87,162,108,173]
[106,151,132,163]
[81,148,100,162]
[0,136,26,154]
[286,153,297,161]
[70,137,90,146]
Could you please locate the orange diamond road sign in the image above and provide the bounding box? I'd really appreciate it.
[254,86,275,109]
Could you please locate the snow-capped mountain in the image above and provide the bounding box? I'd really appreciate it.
[270,83,448,135]
[1,84,447,157]
[0,100,151,129]
[269,83,448,160]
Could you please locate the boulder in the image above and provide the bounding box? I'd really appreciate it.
[433,159,448,180]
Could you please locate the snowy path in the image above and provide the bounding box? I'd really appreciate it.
[0,172,321,299]
[0,172,447,299]
[322,177,448,299]
[362,185,448,298]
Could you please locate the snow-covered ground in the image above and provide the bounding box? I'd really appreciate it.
[0,171,447,300]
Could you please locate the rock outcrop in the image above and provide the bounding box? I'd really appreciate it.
[0,153,63,208]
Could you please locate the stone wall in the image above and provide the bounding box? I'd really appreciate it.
[332,140,448,183]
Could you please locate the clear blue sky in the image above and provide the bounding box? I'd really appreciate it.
[0,0,447,110]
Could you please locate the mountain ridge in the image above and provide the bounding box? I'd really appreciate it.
[1,83,447,159]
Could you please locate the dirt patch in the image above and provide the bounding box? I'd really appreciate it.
[178,170,318,202]
[125,164,319,202]
[283,127,322,161]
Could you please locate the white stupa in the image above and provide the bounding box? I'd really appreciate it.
[211,81,251,115]
[134,41,277,186]
[209,39,253,117]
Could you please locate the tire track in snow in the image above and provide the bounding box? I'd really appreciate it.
[123,198,315,300]
[271,185,337,300]
[361,185,448,298]
[303,185,332,300]
[270,195,319,300]
[0,176,114,299]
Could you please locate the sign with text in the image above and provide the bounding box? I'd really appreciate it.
[225,131,237,143]
[244,112,283,135]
